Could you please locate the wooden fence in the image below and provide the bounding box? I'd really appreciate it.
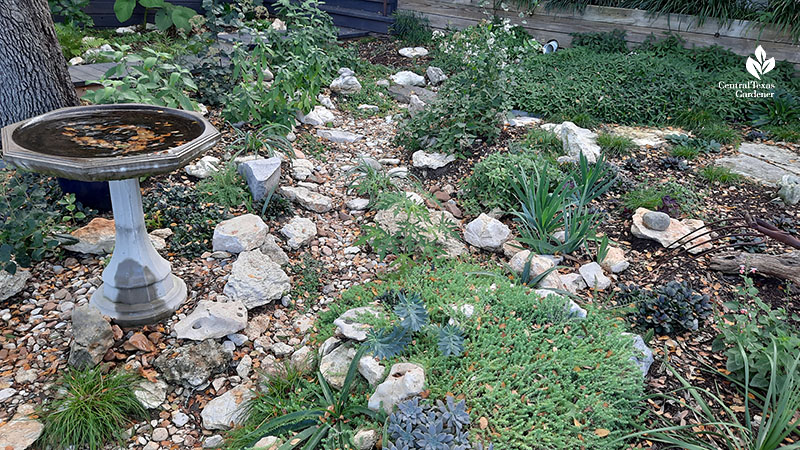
[398,1,800,65]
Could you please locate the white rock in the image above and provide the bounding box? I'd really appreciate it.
[271,342,294,357]
[391,70,426,86]
[238,157,281,202]
[201,384,254,430]
[174,300,248,341]
[68,56,85,65]
[398,47,428,57]
[0,268,30,302]
[426,66,447,85]
[236,354,252,379]
[279,186,333,213]
[412,150,455,169]
[358,356,385,386]
[630,208,711,254]
[560,273,587,293]
[334,306,384,341]
[134,379,168,409]
[223,250,291,309]
[172,411,190,427]
[290,346,314,372]
[185,155,221,179]
[408,94,425,117]
[578,262,612,290]
[320,344,356,390]
[271,18,286,31]
[368,363,425,413]
[280,217,317,249]
[557,121,601,163]
[778,174,800,205]
[330,74,362,95]
[319,336,341,357]
[291,158,314,181]
[599,246,629,273]
[353,429,379,450]
[316,129,364,143]
[253,436,280,449]
[464,213,511,251]
[296,106,335,126]
[346,198,370,211]
[64,217,116,255]
[212,214,268,254]
[0,405,43,450]
[260,234,289,265]
[623,332,654,376]
[318,94,336,109]
[115,26,136,33]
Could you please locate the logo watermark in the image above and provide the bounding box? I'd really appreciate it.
[717,45,775,98]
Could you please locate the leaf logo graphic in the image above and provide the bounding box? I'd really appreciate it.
[746,45,775,80]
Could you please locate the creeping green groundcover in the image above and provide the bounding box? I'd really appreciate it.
[320,262,645,449]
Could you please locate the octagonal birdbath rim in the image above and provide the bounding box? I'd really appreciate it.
[1,103,220,182]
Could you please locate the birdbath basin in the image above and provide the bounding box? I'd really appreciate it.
[1,104,220,326]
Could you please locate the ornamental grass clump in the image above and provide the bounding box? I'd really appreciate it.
[37,368,146,450]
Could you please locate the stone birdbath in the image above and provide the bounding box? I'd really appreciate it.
[1,104,220,326]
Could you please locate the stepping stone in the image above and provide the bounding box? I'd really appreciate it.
[717,143,800,187]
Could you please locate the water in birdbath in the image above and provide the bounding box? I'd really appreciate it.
[12,110,204,158]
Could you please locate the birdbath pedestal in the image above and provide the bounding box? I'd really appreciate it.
[1,104,220,326]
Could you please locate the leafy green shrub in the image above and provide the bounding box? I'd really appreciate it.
[50,0,94,26]
[345,159,402,204]
[511,153,615,254]
[699,165,742,184]
[195,159,252,210]
[112,0,195,31]
[390,10,432,45]
[432,21,542,73]
[596,132,636,156]
[223,0,340,128]
[570,29,628,53]
[631,281,712,335]
[321,262,644,449]
[37,368,146,450]
[0,172,75,274]
[356,192,456,260]
[54,22,85,59]
[623,181,699,216]
[750,89,800,127]
[143,184,229,257]
[82,45,199,110]
[713,276,800,388]
[461,145,560,215]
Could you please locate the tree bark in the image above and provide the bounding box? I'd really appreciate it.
[0,0,80,129]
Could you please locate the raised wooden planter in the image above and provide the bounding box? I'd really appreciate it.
[398,1,800,65]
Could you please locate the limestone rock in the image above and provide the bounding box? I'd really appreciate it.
[280,216,317,249]
[551,121,601,163]
[291,346,314,373]
[509,250,554,276]
[408,94,425,117]
[623,332,654,376]
[599,246,629,273]
[318,94,336,109]
[426,66,447,86]
[358,356,385,386]
[391,70,425,86]
[630,208,711,254]
[368,363,425,413]
[174,301,248,341]
[260,234,289,265]
[154,340,231,388]
[412,150,455,170]
[778,174,800,205]
[0,268,30,302]
[560,273,587,294]
[69,305,114,369]
[319,336,341,357]
[223,250,291,309]
[271,342,293,357]
[0,405,43,450]
[353,429,379,450]
[279,186,333,213]
[642,211,671,231]
[64,218,116,255]
[464,213,511,251]
[212,214,268,254]
[718,143,800,187]
[291,158,314,181]
[296,106,335,126]
[334,306,384,341]
[398,47,428,57]
[316,129,364,144]
[253,436,280,449]
[201,384,254,430]
[134,379,168,409]
[185,155,221,179]
[346,198,370,211]
[387,85,436,104]
[238,157,281,202]
[578,262,612,290]
[320,343,356,390]
[330,70,362,95]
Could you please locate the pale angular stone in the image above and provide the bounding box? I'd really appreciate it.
[778,174,800,205]
[174,301,248,341]
[578,262,612,290]
[368,363,425,413]
[185,155,221,179]
[260,234,289,265]
[236,355,252,378]
[279,186,333,213]
[599,246,629,273]
[271,342,293,357]
[0,268,30,302]
[134,379,168,409]
[391,70,426,86]
[551,121,601,163]
[330,72,362,95]
[201,384,254,430]
[153,340,231,388]
[316,129,364,143]
[398,47,428,57]
[253,436,280,449]
[290,346,314,373]
[560,273,587,294]
[334,306,384,341]
[223,250,291,309]
[238,157,281,202]
[296,106,335,126]
[346,198,370,211]
[464,213,511,251]
[358,356,385,386]
[320,344,356,390]
[280,216,317,249]
[291,158,314,180]
[64,217,116,255]
[412,150,455,169]
[623,332,654,376]
[630,208,711,254]
[212,214,268,254]
[0,405,43,450]
[408,94,425,117]
[69,305,113,369]
[426,66,447,85]
[353,429,379,450]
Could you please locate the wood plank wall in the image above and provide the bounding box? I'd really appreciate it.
[398,1,800,65]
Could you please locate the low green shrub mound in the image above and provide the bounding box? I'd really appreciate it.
[319,262,645,449]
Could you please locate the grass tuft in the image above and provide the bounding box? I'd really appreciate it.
[699,165,742,184]
[37,368,146,450]
[596,133,637,156]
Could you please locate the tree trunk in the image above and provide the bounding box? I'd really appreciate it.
[0,0,80,129]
